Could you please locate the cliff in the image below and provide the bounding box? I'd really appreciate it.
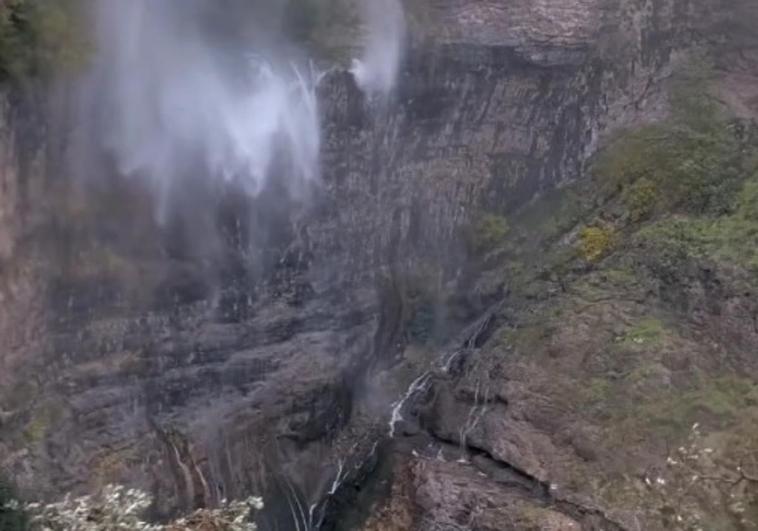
[1,0,757,530]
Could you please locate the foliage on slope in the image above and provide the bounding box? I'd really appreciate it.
[462,57,758,529]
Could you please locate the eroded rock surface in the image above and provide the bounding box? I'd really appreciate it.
[1,0,757,530]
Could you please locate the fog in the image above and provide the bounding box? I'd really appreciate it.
[76,0,405,221]
[83,0,321,218]
[352,0,406,95]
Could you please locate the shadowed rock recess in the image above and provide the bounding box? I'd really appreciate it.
[2,0,758,529]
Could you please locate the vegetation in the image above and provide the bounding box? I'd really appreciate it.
[623,177,658,222]
[593,59,751,219]
[0,0,89,82]
[618,317,665,346]
[624,378,758,438]
[466,213,510,255]
[594,119,745,217]
[637,173,758,275]
[579,57,758,284]
[646,423,758,530]
[578,225,616,263]
[469,52,758,529]
[2,484,263,530]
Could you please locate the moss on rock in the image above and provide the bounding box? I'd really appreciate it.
[0,0,90,82]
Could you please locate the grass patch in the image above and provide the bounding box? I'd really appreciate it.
[618,377,758,440]
[599,267,640,288]
[619,318,665,346]
[592,58,754,219]
[623,177,658,222]
[594,121,745,217]
[497,322,554,353]
[636,177,758,274]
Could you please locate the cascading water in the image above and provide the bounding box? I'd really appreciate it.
[387,305,499,440]
[81,0,323,217]
[80,0,405,215]
[70,2,408,528]
[351,0,406,96]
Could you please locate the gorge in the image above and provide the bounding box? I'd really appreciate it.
[1,0,758,530]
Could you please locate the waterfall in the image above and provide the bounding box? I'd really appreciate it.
[351,0,406,96]
[77,0,408,218]
[83,0,322,215]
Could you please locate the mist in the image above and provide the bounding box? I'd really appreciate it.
[73,0,406,226]
[351,0,406,95]
[83,0,321,217]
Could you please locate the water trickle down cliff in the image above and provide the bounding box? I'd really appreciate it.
[1,0,758,529]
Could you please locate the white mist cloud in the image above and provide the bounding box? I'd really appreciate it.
[88,0,321,213]
[351,0,406,96]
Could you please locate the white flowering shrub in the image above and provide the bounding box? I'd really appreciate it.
[165,497,263,531]
[645,423,758,530]
[2,484,262,531]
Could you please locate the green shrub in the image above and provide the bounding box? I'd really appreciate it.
[594,122,743,216]
[579,225,616,263]
[620,318,664,346]
[735,177,758,221]
[593,58,752,217]
[636,178,758,274]
[623,177,658,221]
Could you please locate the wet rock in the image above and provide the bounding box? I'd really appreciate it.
[0,1,757,530]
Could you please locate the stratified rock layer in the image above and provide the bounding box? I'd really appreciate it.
[1,0,757,529]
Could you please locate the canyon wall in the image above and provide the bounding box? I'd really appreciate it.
[0,0,756,529]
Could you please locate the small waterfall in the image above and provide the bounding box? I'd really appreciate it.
[457,380,490,462]
[388,306,500,439]
[443,309,497,373]
[328,459,345,495]
[388,372,432,437]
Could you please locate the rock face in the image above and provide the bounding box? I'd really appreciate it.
[1,0,757,530]
[0,90,46,420]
